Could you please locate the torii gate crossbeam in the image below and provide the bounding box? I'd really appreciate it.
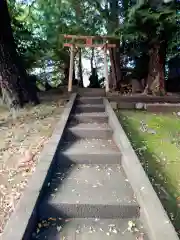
[63,35,117,92]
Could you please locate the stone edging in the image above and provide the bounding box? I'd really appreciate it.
[1,93,77,240]
[107,95,180,103]
[103,98,179,240]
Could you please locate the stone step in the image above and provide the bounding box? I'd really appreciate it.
[33,218,148,240]
[65,123,113,139]
[56,152,122,165]
[79,93,105,97]
[75,104,105,113]
[57,138,121,164]
[70,112,108,124]
[76,97,104,105]
[60,138,119,152]
[38,164,139,219]
[78,88,105,97]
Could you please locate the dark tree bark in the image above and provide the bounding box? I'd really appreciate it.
[158,40,167,94]
[108,0,122,90]
[0,0,39,109]
[63,53,70,85]
[72,62,76,85]
[109,49,117,89]
[63,64,69,85]
[143,43,166,95]
[114,40,122,89]
[0,43,22,109]
[109,39,122,90]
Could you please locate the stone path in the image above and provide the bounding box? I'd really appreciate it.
[33,91,149,239]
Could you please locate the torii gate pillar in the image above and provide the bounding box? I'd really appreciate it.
[68,44,75,92]
[104,44,109,92]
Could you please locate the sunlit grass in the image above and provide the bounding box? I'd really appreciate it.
[117,110,180,235]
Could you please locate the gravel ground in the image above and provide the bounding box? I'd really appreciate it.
[0,89,68,234]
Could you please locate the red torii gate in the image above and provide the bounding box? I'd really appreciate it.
[63,35,116,92]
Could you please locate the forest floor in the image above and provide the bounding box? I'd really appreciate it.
[117,110,180,236]
[0,88,69,234]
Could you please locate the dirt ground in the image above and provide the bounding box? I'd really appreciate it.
[0,89,69,233]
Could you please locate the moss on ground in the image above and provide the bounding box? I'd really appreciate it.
[117,110,180,235]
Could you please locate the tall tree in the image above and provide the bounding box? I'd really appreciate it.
[122,2,177,95]
[87,0,128,89]
[34,0,105,86]
[108,0,122,89]
[0,0,39,109]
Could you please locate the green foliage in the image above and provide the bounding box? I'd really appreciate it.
[122,2,178,59]
[6,0,179,86]
[8,1,44,70]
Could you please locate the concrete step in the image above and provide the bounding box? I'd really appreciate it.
[57,138,121,164]
[33,218,148,240]
[38,164,139,219]
[60,138,119,152]
[65,123,113,139]
[145,103,180,112]
[56,152,122,165]
[70,112,108,123]
[76,97,104,105]
[75,104,105,113]
[78,88,105,97]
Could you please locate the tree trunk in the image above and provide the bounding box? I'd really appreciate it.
[114,40,122,89]
[90,48,94,74]
[159,40,167,94]
[63,52,70,85]
[63,63,69,85]
[0,0,39,109]
[109,40,122,90]
[144,43,166,95]
[78,48,83,87]
[108,0,122,90]
[109,49,117,89]
[0,37,23,109]
[72,62,76,85]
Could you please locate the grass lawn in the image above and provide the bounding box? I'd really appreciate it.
[117,110,180,236]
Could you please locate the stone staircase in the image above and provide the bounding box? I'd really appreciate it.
[33,91,149,239]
